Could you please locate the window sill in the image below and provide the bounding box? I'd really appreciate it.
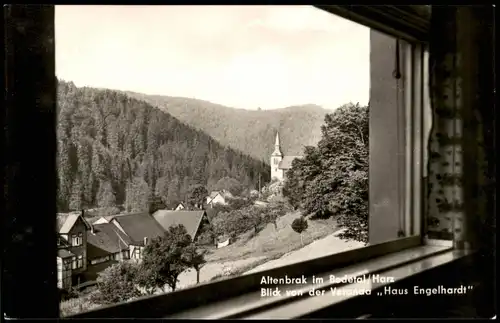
[168,245,471,319]
[69,238,473,319]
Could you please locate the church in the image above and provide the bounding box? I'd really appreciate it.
[270,132,302,181]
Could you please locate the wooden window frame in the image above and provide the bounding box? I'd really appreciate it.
[5,4,468,320]
[71,234,78,247]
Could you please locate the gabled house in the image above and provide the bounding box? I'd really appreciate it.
[84,223,132,281]
[174,202,186,211]
[206,190,232,207]
[152,210,211,243]
[110,212,165,262]
[56,211,92,288]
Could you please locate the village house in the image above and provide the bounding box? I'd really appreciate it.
[206,190,233,207]
[174,202,186,211]
[83,222,132,281]
[152,210,211,243]
[270,131,303,181]
[56,211,92,289]
[110,212,165,262]
[56,207,213,292]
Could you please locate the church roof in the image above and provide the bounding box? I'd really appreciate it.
[278,156,303,170]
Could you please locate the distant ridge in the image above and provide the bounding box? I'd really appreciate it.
[124,91,329,161]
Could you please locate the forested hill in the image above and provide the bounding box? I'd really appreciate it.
[56,80,270,213]
[124,92,329,161]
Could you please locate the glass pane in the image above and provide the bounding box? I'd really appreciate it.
[55,5,422,316]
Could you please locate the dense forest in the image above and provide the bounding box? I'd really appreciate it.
[124,91,329,161]
[56,80,270,213]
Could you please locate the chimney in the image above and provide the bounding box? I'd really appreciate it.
[81,209,85,217]
[143,237,148,246]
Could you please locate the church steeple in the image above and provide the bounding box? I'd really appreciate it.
[272,131,282,156]
[270,131,284,181]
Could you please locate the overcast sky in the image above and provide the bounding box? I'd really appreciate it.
[55,5,370,110]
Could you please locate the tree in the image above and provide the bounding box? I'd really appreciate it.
[211,214,228,242]
[196,226,217,246]
[241,207,265,236]
[187,184,208,208]
[57,138,73,210]
[134,266,159,296]
[166,176,181,207]
[227,197,254,210]
[291,216,308,247]
[96,180,116,207]
[125,177,151,212]
[213,177,244,196]
[182,244,206,284]
[141,225,192,292]
[148,195,166,215]
[283,103,369,243]
[68,177,83,211]
[265,199,291,230]
[154,175,169,201]
[91,261,141,305]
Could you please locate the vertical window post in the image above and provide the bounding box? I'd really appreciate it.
[3,5,57,318]
[369,30,407,244]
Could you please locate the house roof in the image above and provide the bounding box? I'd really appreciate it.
[56,212,76,232]
[57,249,74,259]
[98,215,116,222]
[152,210,207,241]
[205,208,218,221]
[57,212,91,234]
[112,212,165,245]
[208,191,221,199]
[82,259,119,282]
[87,223,132,259]
[207,190,233,204]
[278,156,303,170]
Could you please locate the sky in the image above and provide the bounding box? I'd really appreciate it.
[55,5,370,111]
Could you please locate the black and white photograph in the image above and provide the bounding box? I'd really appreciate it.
[3,4,495,320]
[55,6,372,315]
